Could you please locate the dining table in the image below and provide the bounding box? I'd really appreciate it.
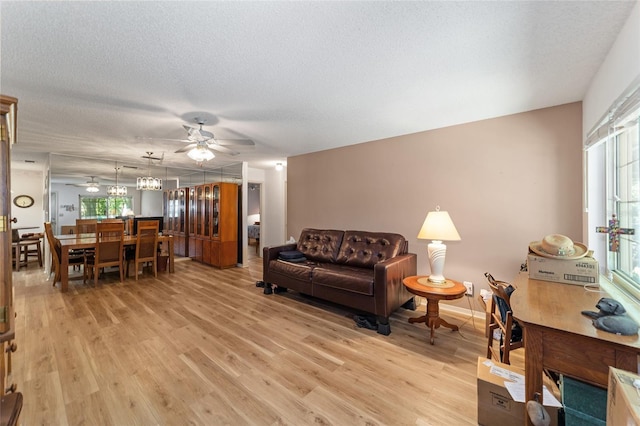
[55,233,175,292]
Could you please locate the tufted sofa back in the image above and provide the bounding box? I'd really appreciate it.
[296,228,407,268]
[337,230,407,268]
[297,228,345,263]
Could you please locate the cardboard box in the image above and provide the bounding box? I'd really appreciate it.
[477,357,559,426]
[527,253,599,285]
[607,367,640,426]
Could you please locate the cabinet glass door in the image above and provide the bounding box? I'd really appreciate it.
[212,184,220,237]
[204,185,211,237]
[168,190,176,232]
[188,187,195,236]
[196,186,204,236]
[178,189,185,233]
[163,191,169,233]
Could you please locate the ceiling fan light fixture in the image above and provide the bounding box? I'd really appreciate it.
[86,185,99,193]
[187,145,215,162]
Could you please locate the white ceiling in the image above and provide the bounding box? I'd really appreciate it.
[1,1,636,185]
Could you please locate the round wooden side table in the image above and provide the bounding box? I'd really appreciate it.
[403,276,467,344]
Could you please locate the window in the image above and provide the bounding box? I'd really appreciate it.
[79,195,133,220]
[587,82,640,299]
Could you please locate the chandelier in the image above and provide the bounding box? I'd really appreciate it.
[107,161,127,196]
[187,143,215,162]
[137,152,162,191]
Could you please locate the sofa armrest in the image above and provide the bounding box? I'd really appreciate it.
[263,243,297,281]
[373,253,417,317]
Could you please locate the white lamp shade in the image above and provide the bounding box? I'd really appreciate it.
[417,210,461,241]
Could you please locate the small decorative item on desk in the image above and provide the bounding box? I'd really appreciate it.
[581,297,639,336]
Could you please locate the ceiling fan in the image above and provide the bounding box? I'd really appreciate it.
[66,176,99,187]
[66,176,100,192]
[174,118,255,160]
[141,151,164,163]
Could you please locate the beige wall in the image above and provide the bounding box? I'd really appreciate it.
[287,102,583,304]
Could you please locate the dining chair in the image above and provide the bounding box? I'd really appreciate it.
[44,222,84,286]
[11,229,27,271]
[75,219,97,234]
[484,272,523,365]
[19,232,43,267]
[84,222,125,285]
[129,220,159,280]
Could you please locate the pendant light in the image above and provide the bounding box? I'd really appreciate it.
[107,161,127,196]
[137,152,162,191]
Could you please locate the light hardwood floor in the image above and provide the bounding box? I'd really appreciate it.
[11,256,492,425]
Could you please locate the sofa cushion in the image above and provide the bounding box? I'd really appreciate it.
[297,228,344,263]
[336,231,406,268]
[312,263,374,296]
[269,259,314,281]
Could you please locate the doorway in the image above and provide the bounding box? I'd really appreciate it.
[247,182,261,260]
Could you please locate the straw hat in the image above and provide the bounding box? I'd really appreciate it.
[529,234,588,260]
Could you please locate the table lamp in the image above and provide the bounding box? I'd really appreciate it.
[417,206,461,285]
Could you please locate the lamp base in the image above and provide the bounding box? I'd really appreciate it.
[427,240,449,285]
[417,277,454,288]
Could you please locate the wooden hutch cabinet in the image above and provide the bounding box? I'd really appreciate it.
[192,182,238,268]
[165,182,238,268]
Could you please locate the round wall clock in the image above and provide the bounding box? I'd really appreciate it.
[13,194,34,208]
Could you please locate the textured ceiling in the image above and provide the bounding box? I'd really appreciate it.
[1,1,636,185]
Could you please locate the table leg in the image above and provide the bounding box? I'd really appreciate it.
[426,298,459,344]
[524,326,543,426]
[408,298,460,345]
[60,247,70,293]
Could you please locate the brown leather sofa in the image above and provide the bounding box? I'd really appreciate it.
[262,228,417,335]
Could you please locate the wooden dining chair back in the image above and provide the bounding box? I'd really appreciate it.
[43,222,60,282]
[75,219,97,234]
[484,272,523,365]
[84,222,125,285]
[60,225,76,235]
[132,220,159,280]
[44,222,84,286]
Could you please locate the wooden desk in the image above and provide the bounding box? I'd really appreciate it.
[403,276,467,344]
[57,234,174,292]
[510,273,640,425]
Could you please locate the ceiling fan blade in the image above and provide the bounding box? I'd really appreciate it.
[175,143,197,153]
[208,144,240,156]
[214,138,254,147]
[140,137,191,143]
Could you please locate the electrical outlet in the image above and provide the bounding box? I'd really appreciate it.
[463,281,473,296]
